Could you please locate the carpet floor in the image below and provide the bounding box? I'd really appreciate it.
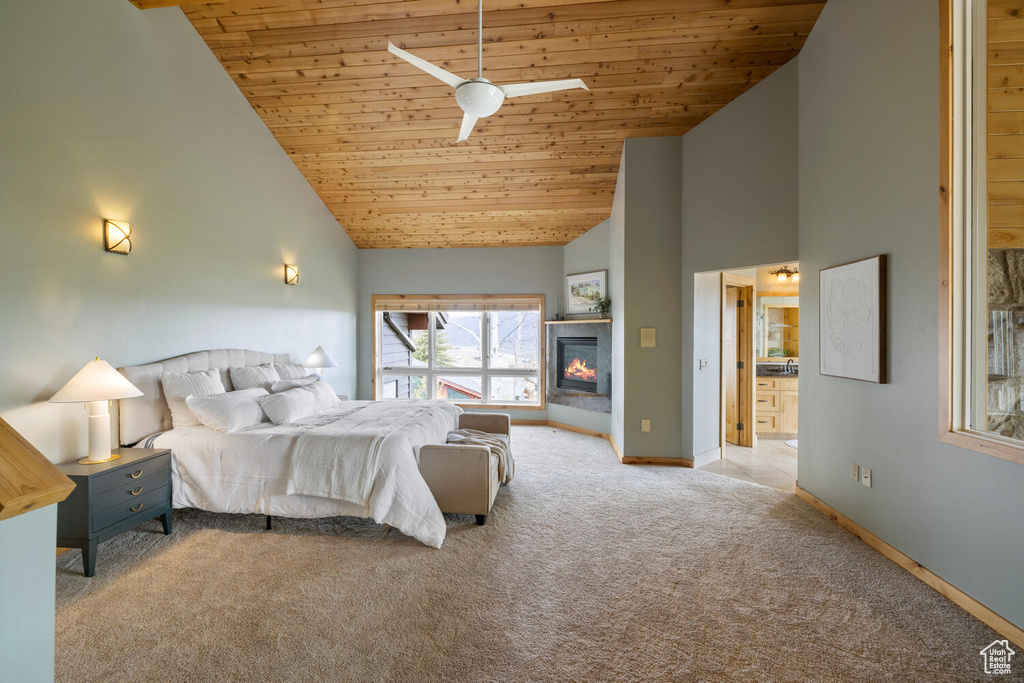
[56,426,1006,682]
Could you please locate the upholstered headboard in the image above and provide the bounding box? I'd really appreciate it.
[117,349,290,446]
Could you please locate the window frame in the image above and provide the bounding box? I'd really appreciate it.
[941,0,1024,465]
[371,294,546,410]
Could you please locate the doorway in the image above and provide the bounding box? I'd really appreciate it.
[699,263,800,493]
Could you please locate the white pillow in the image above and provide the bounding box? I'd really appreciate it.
[161,369,226,429]
[186,388,269,432]
[259,380,340,425]
[270,375,319,393]
[229,365,280,391]
[274,363,308,380]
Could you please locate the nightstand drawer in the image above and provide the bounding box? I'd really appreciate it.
[92,467,170,511]
[92,484,171,533]
[91,452,170,495]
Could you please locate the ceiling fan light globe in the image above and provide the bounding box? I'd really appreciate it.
[456,80,505,118]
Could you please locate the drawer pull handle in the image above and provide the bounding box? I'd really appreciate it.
[130,503,144,513]
[130,469,143,479]
[758,399,769,403]
[130,487,143,496]
[758,420,769,424]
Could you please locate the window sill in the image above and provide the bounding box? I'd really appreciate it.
[941,430,1024,466]
[456,402,545,411]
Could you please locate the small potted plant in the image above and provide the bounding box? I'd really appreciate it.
[594,296,611,319]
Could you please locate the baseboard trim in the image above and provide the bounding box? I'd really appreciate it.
[795,485,1024,648]
[511,420,693,467]
[692,447,722,469]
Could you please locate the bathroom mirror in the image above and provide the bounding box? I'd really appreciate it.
[756,295,799,360]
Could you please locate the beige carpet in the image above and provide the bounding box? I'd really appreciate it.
[56,426,1005,682]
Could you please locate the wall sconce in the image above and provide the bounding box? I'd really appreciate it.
[104,220,132,255]
[772,266,799,283]
[284,264,298,285]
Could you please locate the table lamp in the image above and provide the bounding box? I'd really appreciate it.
[49,358,143,464]
[303,346,338,378]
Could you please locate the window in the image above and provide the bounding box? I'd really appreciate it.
[944,0,1024,463]
[373,295,544,408]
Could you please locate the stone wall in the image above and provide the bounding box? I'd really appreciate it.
[986,249,1024,439]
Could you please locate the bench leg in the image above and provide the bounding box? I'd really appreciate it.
[266,515,273,531]
[475,514,487,526]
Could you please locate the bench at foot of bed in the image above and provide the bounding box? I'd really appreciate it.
[419,413,508,526]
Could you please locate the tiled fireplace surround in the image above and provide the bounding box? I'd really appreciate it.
[545,321,612,414]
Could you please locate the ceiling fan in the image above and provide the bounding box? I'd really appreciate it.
[387,0,589,143]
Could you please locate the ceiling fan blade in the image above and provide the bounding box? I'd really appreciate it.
[387,42,466,89]
[499,78,589,99]
[456,112,479,143]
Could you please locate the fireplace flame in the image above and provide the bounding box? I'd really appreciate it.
[565,357,597,382]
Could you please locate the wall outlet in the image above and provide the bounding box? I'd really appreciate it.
[699,359,709,370]
[850,462,860,481]
[861,467,872,488]
[641,419,651,432]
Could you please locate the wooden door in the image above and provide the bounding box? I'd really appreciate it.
[724,287,739,444]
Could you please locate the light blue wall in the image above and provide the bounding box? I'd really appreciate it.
[552,220,613,434]
[0,507,57,683]
[680,60,800,460]
[356,246,564,421]
[797,0,1024,628]
[0,2,360,677]
[620,137,684,458]
[0,0,359,460]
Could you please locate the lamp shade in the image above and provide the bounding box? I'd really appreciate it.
[49,359,143,403]
[303,346,338,370]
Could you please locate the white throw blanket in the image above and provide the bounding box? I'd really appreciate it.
[446,428,515,484]
[287,400,434,508]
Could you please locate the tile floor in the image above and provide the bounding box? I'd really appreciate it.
[700,439,798,493]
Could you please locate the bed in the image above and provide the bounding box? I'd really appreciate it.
[117,349,460,548]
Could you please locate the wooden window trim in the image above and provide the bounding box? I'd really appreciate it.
[939,0,1024,466]
[372,294,546,410]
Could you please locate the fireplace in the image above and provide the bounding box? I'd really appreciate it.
[557,337,598,393]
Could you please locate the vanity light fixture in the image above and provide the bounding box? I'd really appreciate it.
[772,266,799,283]
[104,220,132,255]
[284,264,299,285]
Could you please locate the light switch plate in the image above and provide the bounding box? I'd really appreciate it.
[699,359,709,370]
[850,463,860,481]
[641,328,656,348]
[641,419,651,432]
[861,467,872,488]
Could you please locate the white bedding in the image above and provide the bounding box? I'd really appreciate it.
[150,400,461,548]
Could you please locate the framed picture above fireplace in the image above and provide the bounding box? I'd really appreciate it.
[565,270,608,317]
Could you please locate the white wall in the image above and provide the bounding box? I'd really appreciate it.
[798,0,1024,629]
[681,60,800,459]
[356,247,563,421]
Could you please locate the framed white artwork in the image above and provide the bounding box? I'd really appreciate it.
[819,255,887,383]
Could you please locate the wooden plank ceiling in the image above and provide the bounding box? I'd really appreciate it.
[131,0,825,248]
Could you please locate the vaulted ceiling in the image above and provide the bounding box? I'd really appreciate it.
[131,0,824,248]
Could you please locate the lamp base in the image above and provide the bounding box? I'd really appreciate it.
[77,454,121,465]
